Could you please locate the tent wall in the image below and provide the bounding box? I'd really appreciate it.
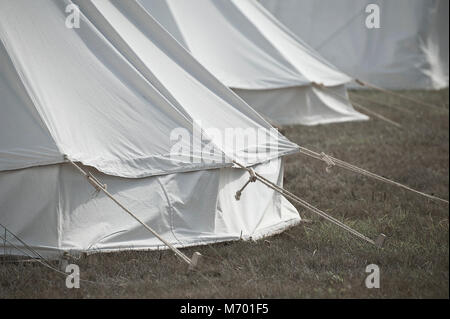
[0,158,299,258]
[234,84,367,126]
[0,165,61,255]
[260,0,449,89]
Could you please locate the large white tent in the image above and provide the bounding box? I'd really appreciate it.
[0,0,300,258]
[260,0,449,90]
[139,0,368,126]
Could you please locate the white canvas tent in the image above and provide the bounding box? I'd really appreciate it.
[260,0,449,90]
[138,0,368,126]
[0,0,300,258]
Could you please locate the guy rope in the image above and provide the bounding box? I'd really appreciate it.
[65,156,201,270]
[232,141,448,245]
[312,82,402,128]
[232,161,387,248]
[296,147,448,204]
[355,79,449,112]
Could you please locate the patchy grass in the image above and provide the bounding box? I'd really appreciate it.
[1,89,448,298]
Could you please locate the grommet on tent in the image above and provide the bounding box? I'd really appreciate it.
[375,233,387,248]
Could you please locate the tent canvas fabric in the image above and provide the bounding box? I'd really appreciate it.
[1,157,299,257]
[0,0,300,258]
[260,0,449,90]
[138,0,368,126]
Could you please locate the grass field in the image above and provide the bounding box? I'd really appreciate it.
[1,89,448,298]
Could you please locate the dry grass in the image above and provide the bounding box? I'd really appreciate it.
[1,89,448,298]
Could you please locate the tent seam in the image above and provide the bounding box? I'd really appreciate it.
[156,177,183,245]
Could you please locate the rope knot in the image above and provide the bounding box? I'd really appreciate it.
[355,78,365,86]
[320,152,335,173]
[87,173,107,197]
[248,168,257,183]
[312,82,325,89]
[234,167,257,201]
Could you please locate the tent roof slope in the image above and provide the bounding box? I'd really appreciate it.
[0,0,298,177]
[73,0,298,164]
[138,0,352,89]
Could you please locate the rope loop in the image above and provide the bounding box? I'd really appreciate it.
[320,152,335,173]
[234,167,257,201]
[248,167,257,183]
